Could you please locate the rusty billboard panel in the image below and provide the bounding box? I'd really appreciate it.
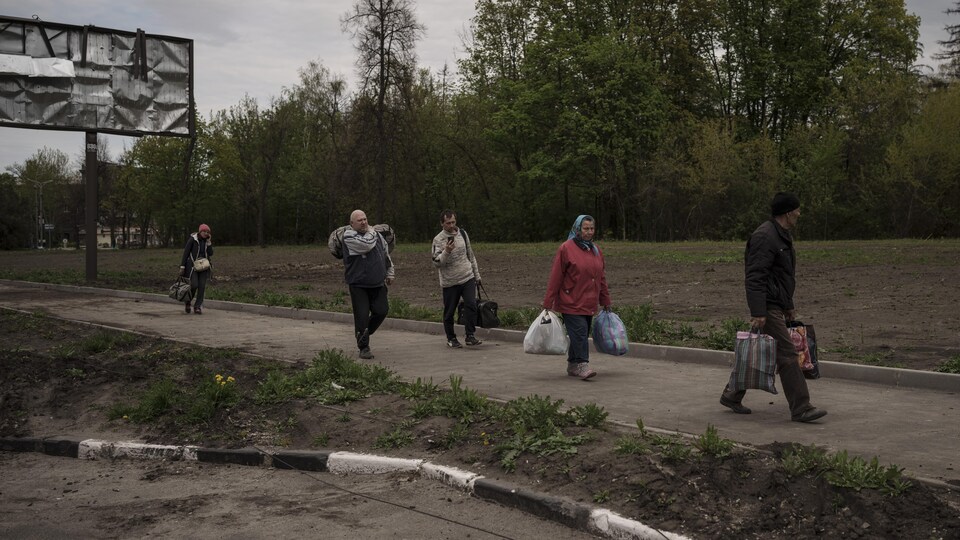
[0,15,194,137]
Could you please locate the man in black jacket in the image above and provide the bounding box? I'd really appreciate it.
[720,192,827,423]
[342,209,395,360]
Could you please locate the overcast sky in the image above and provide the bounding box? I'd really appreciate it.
[0,0,955,171]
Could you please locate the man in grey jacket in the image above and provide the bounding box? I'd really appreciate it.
[431,210,483,348]
[343,209,395,359]
[720,192,827,423]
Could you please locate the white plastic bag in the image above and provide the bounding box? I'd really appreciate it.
[523,310,569,355]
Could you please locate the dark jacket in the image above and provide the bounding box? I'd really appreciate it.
[343,229,394,288]
[744,219,795,317]
[181,233,213,277]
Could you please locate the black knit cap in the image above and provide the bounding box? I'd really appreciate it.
[770,192,800,216]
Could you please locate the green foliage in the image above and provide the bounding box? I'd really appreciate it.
[79,331,138,354]
[705,319,750,351]
[569,404,609,428]
[694,424,735,459]
[614,435,649,456]
[593,490,611,504]
[935,355,960,374]
[618,304,696,346]
[399,377,441,401]
[373,425,415,449]
[437,422,470,449]
[432,375,493,422]
[386,299,442,322]
[187,374,240,423]
[251,349,402,406]
[781,445,912,496]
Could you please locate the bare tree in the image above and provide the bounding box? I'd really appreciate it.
[342,0,424,220]
[935,1,960,77]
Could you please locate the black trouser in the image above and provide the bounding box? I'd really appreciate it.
[442,279,477,340]
[349,285,389,348]
[184,269,210,307]
[722,308,812,417]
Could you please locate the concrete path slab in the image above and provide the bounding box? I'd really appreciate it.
[1,281,957,485]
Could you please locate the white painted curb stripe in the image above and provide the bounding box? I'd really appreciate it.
[65,441,688,540]
[590,509,692,540]
[78,439,198,461]
[420,462,482,491]
[326,451,423,475]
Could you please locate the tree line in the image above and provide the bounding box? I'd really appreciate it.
[2,0,960,250]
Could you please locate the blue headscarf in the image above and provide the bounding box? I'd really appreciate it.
[567,215,598,255]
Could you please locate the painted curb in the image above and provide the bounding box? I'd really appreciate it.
[271,449,330,471]
[419,462,481,491]
[79,439,198,461]
[590,509,692,540]
[1,436,685,540]
[326,451,423,475]
[472,477,593,531]
[3,278,958,392]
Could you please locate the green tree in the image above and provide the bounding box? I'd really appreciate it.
[342,0,425,222]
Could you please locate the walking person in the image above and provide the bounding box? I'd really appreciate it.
[720,192,827,423]
[431,210,483,349]
[179,223,213,314]
[342,209,395,359]
[543,215,612,380]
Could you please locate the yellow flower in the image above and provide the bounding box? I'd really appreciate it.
[215,374,223,382]
[227,376,235,383]
[122,415,129,420]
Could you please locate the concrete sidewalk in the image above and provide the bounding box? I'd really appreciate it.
[1,280,957,485]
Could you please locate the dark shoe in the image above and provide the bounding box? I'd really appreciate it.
[792,408,827,423]
[720,396,752,414]
[357,329,370,350]
[447,338,463,349]
[194,306,202,315]
[465,335,482,346]
[185,303,192,314]
[358,347,374,360]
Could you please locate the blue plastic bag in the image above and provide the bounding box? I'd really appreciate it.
[592,310,629,356]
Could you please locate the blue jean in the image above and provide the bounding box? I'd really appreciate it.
[563,314,592,363]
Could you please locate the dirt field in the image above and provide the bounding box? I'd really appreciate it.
[2,311,959,539]
[1,238,959,371]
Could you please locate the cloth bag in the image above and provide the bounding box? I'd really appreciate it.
[457,283,500,329]
[168,276,192,302]
[523,310,569,355]
[788,321,821,379]
[193,257,211,272]
[592,310,628,356]
[728,330,778,394]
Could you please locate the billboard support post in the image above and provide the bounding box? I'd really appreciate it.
[85,132,98,282]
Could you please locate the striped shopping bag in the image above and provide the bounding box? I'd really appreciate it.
[728,331,778,394]
[592,310,629,356]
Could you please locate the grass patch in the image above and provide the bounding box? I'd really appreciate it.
[782,444,913,495]
[935,355,960,374]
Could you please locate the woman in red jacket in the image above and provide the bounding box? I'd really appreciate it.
[543,215,612,380]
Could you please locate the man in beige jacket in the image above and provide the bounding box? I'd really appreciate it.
[431,210,483,348]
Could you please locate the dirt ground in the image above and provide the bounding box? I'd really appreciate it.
[2,311,959,539]
[2,239,958,371]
